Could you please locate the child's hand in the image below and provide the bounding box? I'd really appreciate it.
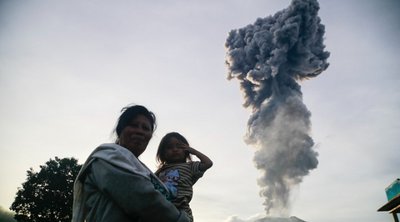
[177,143,192,155]
[182,146,213,171]
[182,146,197,155]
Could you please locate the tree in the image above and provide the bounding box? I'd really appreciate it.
[11,157,82,222]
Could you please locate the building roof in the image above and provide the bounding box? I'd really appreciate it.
[378,194,400,214]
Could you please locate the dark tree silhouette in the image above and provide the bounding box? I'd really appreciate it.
[10,157,81,222]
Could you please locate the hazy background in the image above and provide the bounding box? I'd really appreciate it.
[0,1,399,222]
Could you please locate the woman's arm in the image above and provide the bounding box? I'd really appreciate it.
[90,159,189,222]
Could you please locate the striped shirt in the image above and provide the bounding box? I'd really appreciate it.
[156,161,204,222]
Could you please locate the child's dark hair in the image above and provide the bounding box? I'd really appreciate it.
[156,132,192,166]
[114,105,156,142]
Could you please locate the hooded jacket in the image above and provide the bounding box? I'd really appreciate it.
[72,143,189,222]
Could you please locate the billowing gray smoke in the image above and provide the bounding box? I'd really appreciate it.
[225,0,329,216]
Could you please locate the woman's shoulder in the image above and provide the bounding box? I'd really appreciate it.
[90,143,152,178]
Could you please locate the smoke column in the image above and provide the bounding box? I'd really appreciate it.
[225,0,329,216]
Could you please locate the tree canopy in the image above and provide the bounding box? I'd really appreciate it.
[11,157,81,222]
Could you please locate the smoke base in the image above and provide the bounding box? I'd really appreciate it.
[225,215,307,222]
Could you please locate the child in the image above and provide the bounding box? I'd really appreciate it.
[155,132,213,222]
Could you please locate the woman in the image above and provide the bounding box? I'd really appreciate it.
[72,105,189,222]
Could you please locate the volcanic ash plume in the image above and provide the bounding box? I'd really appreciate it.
[225,0,329,216]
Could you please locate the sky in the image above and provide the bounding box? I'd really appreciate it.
[0,0,399,222]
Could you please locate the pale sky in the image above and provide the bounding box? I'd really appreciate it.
[0,1,399,222]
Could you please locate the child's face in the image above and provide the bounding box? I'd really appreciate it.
[164,137,187,164]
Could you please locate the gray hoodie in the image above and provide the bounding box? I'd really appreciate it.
[72,143,189,222]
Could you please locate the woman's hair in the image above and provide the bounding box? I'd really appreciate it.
[114,105,157,141]
[156,132,192,166]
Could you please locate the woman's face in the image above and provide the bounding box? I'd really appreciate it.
[118,114,153,157]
